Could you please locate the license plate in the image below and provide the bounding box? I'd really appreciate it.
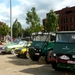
[35,53,40,55]
[67,61,75,64]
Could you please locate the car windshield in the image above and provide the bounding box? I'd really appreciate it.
[18,41,27,45]
[12,39,21,44]
[56,33,75,43]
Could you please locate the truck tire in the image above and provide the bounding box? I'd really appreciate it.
[30,55,40,61]
[29,48,40,61]
[52,62,59,70]
[45,50,52,64]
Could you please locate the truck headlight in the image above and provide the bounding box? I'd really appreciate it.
[72,55,75,58]
[39,49,41,52]
[53,53,56,56]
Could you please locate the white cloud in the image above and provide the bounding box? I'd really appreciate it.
[0,0,75,29]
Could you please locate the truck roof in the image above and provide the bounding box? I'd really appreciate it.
[32,32,55,35]
[56,31,75,34]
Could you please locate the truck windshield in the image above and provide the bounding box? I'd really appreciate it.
[33,35,48,41]
[56,33,75,43]
[32,33,55,42]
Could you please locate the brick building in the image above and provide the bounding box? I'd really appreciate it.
[43,6,75,31]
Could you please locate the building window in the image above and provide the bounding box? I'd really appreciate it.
[64,18,65,23]
[70,25,73,31]
[65,10,72,14]
[70,17,72,22]
[74,15,75,22]
[65,17,68,23]
[66,26,68,31]
[61,19,62,24]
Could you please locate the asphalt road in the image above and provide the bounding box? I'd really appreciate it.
[0,54,75,75]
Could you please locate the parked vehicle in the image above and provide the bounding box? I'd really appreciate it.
[29,32,55,63]
[14,41,32,58]
[0,42,3,53]
[1,40,27,54]
[50,31,75,70]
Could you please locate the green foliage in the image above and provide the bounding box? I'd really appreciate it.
[23,27,31,37]
[45,10,58,32]
[26,7,43,34]
[0,23,10,36]
[12,19,22,38]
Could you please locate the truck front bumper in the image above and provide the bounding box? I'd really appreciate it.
[50,58,75,64]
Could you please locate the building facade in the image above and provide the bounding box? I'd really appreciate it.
[43,6,75,31]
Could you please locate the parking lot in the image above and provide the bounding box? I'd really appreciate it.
[0,54,74,75]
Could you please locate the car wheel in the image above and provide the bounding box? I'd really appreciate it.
[26,51,30,59]
[11,49,15,54]
[24,51,29,59]
[16,54,20,57]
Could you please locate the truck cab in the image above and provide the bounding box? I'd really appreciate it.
[50,31,75,70]
[29,32,55,63]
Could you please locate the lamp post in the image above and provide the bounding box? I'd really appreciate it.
[10,0,13,42]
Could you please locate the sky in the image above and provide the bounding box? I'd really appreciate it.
[0,0,75,29]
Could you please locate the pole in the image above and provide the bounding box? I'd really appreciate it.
[10,0,13,42]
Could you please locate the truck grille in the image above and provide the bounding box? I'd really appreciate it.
[57,53,72,60]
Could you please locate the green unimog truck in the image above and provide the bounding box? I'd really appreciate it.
[50,31,75,70]
[29,32,55,63]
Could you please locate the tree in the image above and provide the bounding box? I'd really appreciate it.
[12,19,22,38]
[45,10,58,32]
[26,7,42,34]
[23,27,31,37]
[0,23,10,36]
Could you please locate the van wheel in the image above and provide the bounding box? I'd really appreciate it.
[45,50,52,64]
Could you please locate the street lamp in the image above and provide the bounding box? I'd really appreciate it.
[10,0,13,42]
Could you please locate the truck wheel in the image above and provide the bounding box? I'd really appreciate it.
[52,62,59,70]
[29,48,40,61]
[45,50,52,64]
[30,56,40,61]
